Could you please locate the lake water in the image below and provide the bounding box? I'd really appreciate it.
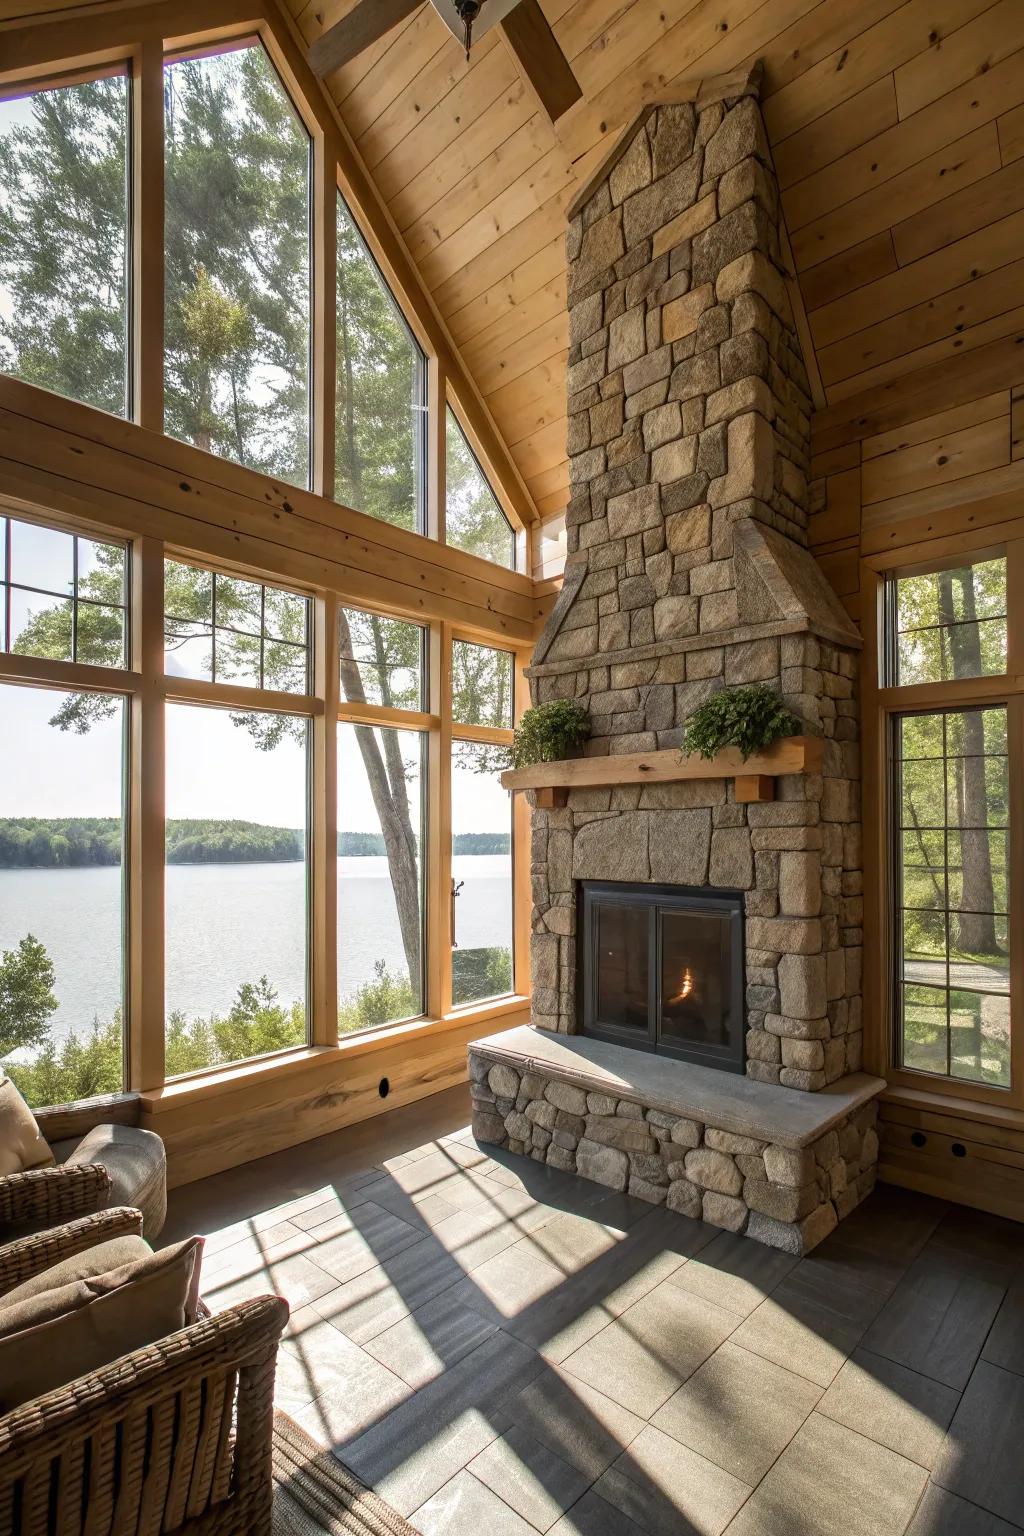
[0,855,512,1040]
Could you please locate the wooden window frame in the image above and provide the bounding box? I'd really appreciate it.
[0,504,533,1103]
[862,532,1024,1111]
[0,0,537,544]
[0,0,541,1121]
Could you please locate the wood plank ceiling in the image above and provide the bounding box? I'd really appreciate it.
[288,0,1024,539]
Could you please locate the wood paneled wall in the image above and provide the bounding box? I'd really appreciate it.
[809,339,1024,632]
[285,0,1024,538]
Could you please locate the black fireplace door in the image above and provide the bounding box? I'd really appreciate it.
[579,881,745,1073]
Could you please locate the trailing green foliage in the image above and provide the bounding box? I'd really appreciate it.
[683,683,801,762]
[513,700,591,768]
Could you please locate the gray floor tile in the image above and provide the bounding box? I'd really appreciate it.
[363,1289,500,1388]
[306,1200,426,1285]
[549,1490,648,1536]
[835,1186,947,1267]
[512,1209,627,1275]
[506,1207,715,1366]
[723,1412,929,1536]
[652,1339,822,1485]
[817,1346,960,1470]
[342,1329,543,1515]
[928,1206,1024,1279]
[445,1242,575,1326]
[562,1280,739,1418]
[411,1470,536,1536]
[503,1365,645,1481]
[202,1248,336,1312]
[666,1230,799,1317]
[862,1254,1006,1391]
[282,1313,411,1445]
[596,1423,751,1536]
[932,1360,1024,1527]
[729,1292,863,1389]
[309,1234,465,1344]
[906,1485,1024,1535]
[981,1272,1024,1377]
[430,1198,548,1270]
[469,1423,593,1531]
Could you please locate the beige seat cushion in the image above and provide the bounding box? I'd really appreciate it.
[52,1123,167,1239]
[2,1233,152,1308]
[0,1234,203,1413]
[0,1076,54,1177]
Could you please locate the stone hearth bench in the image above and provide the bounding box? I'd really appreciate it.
[469,1026,885,1255]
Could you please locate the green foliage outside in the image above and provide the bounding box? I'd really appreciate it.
[895,561,1010,1087]
[513,699,590,768]
[446,411,515,569]
[683,683,801,761]
[0,940,512,1108]
[0,76,129,414]
[163,47,311,486]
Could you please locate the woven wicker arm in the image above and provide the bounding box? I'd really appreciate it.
[0,1162,111,1236]
[0,1207,144,1298]
[0,1293,289,1536]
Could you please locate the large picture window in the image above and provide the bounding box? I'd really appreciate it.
[164,703,310,1075]
[2,515,127,667]
[894,707,1009,1088]
[882,549,1017,1102]
[0,507,524,1109]
[0,684,127,1108]
[337,724,424,1032]
[335,195,426,530]
[446,409,515,570]
[163,557,313,1076]
[164,42,312,487]
[0,70,130,417]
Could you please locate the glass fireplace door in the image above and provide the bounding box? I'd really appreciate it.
[580,881,745,1071]
[594,901,650,1036]
[659,908,735,1060]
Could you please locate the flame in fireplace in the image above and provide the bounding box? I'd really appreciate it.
[667,967,695,1006]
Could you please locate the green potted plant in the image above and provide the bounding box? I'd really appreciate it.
[683,682,801,761]
[513,698,591,767]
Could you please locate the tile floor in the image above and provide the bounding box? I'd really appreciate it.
[164,1084,1024,1535]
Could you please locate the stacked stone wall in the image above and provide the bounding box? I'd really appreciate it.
[526,84,863,1089]
[469,1051,878,1256]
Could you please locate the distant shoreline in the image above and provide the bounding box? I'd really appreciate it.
[0,817,510,869]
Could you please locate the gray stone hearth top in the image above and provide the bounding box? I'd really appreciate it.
[472,1026,884,1150]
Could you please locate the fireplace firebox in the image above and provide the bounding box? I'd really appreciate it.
[578,881,746,1073]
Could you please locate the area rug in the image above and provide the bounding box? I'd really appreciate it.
[272,1410,418,1536]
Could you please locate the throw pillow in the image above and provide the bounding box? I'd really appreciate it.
[0,1075,54,1177]
[0,1234,204,1412]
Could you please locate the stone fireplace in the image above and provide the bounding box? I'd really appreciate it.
[469,67,884,1255]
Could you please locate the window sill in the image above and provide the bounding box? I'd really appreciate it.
[882,1082,1024,1129]
[139,994,531,1112]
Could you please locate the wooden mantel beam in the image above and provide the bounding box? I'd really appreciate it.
[500,735,825,807]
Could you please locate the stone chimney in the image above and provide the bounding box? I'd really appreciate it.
[527,71,864,1092]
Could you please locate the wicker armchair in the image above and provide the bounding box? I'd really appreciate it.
[0,1210,289,1535]
[1,1092,167,1241]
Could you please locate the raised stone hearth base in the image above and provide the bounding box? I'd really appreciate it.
[469,1027,884,1255]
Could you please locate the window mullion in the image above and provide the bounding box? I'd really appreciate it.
[128,535,165,1091]
[428,621,453,1018]
[312,592,339,1046]
[313,151,337,500]
[132,38,164,432]
[1007,697,1024,1102]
